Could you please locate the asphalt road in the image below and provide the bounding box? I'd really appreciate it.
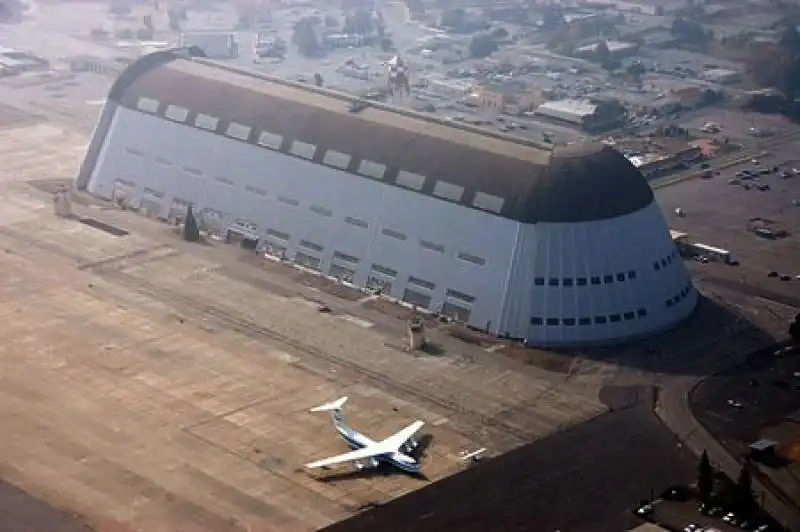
[325,397,697,532]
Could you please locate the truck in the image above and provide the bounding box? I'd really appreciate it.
[179,32,239,59]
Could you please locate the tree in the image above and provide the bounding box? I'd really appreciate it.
[343,8,374,35]
[733,466,757,516]
[468,33,498,59]
[491,26,509,39]
[182,206,200,243]
[789,313,800,343]
[292,17,321,57]
[438,8,466,30]
[594,40,611,63]
[541,6,565,30]
[698,450,714,505]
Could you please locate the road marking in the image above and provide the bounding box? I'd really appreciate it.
[337,314,374,329]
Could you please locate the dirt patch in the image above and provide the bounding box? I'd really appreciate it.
[498,344,574,374]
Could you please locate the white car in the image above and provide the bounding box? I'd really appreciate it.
[727,399,743,408]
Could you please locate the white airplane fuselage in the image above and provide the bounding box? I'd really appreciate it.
[335,423,421,474]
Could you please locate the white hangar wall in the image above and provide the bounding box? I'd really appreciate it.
[85,106,519,332]
[82,101,697,346]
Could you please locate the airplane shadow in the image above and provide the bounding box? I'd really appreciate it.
[313,434,435,484]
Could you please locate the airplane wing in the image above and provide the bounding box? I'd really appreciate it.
[305,445,389,469]
[377,420,425,451]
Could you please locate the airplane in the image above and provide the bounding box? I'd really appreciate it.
[305,396,425,475]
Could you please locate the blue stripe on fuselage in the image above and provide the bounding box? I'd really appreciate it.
[339,429,420,474]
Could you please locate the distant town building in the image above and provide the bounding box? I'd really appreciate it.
[701,68,742,85]
[575,40,640,59]
[534,99,627,132]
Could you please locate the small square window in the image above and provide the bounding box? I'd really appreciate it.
[546,318,560,326]
[667,255,673,264]
[654,262,661,271]
[548,278,559,287]
[628,271,637,280]
[562,278,574,287]
[534,277,545,286]
[577,277,587,286]
[616,273,625,282]
[530,317,544,325]
[594,316,608,324]
[661,259,667,268]
[578,317,592,326]
[609,314,622,323]
[623,311,635,321]
[590,276,601,285]
[562,318,576,326]
[637,308,647,317]
[666,299,674,308]
[603,275,614,284]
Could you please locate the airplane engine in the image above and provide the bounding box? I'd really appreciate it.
[368,457,380,468]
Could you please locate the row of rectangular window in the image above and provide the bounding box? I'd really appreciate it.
[530,308,648,327]
[653,249,679,271]
[132,98,509,215]
[665,282,693,308]
[534,270,637,287]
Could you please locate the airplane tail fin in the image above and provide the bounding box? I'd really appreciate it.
[310,396,349,413]
[310,396,349,431]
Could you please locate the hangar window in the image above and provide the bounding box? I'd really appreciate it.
[396,170,426,191]
[562,278,574,287]
[329,263,356,283]
[562,318,576,326]
[143,187,164,199]
[576,277,587,286]
[195,113,219,131]
[258,131,283,150]
[266,229,290,241]
[666,299,674,308]
[299,239,324,253]
[366,276,393,294]
[289,140,316,160]
[594,316,607,324]
[472,191,504,214]
[402,288,432,309]
[358,160,387,180]
[136,97,160,113]
[578,317,592,326]
[546,318,559,326]
[245,185,267,196]
[420,240,445,253]
[590,276,601,285]
[214,176,235,186]
[653,261,661,271]
[310,205,333,217]
[323,150,351,170]
[609,314,622,323]
[294,251,321,271]
[548,278,559,287]
[432,181,465,202]
[381,228,407,241]
[154,156,173,166]
[226,122,251,141]
[660,258,667,268]
[164,105,189,122]
[627,270,637,280]
[446,289,475,304]
[408,276,436,291]
[616,273,625,282]
[530,317,544,326]
[534,277,545,286]
[457,252,486,266]
[344,216,368,228]
[333,251,360,264]
[603,275,614,284]
[623,311,635,321]
[124,147,144,157]
[371,264,398,278]
[637,308,647,317]
[183,166,203,176]
[277,195,299,207]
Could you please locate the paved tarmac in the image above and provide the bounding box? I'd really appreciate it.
[325,399,697,532]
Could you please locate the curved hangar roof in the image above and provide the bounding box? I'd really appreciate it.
[108,51,653,225]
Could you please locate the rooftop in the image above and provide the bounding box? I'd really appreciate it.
[102,50,654,224]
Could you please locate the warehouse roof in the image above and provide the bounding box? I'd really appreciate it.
[105,50,654,224]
